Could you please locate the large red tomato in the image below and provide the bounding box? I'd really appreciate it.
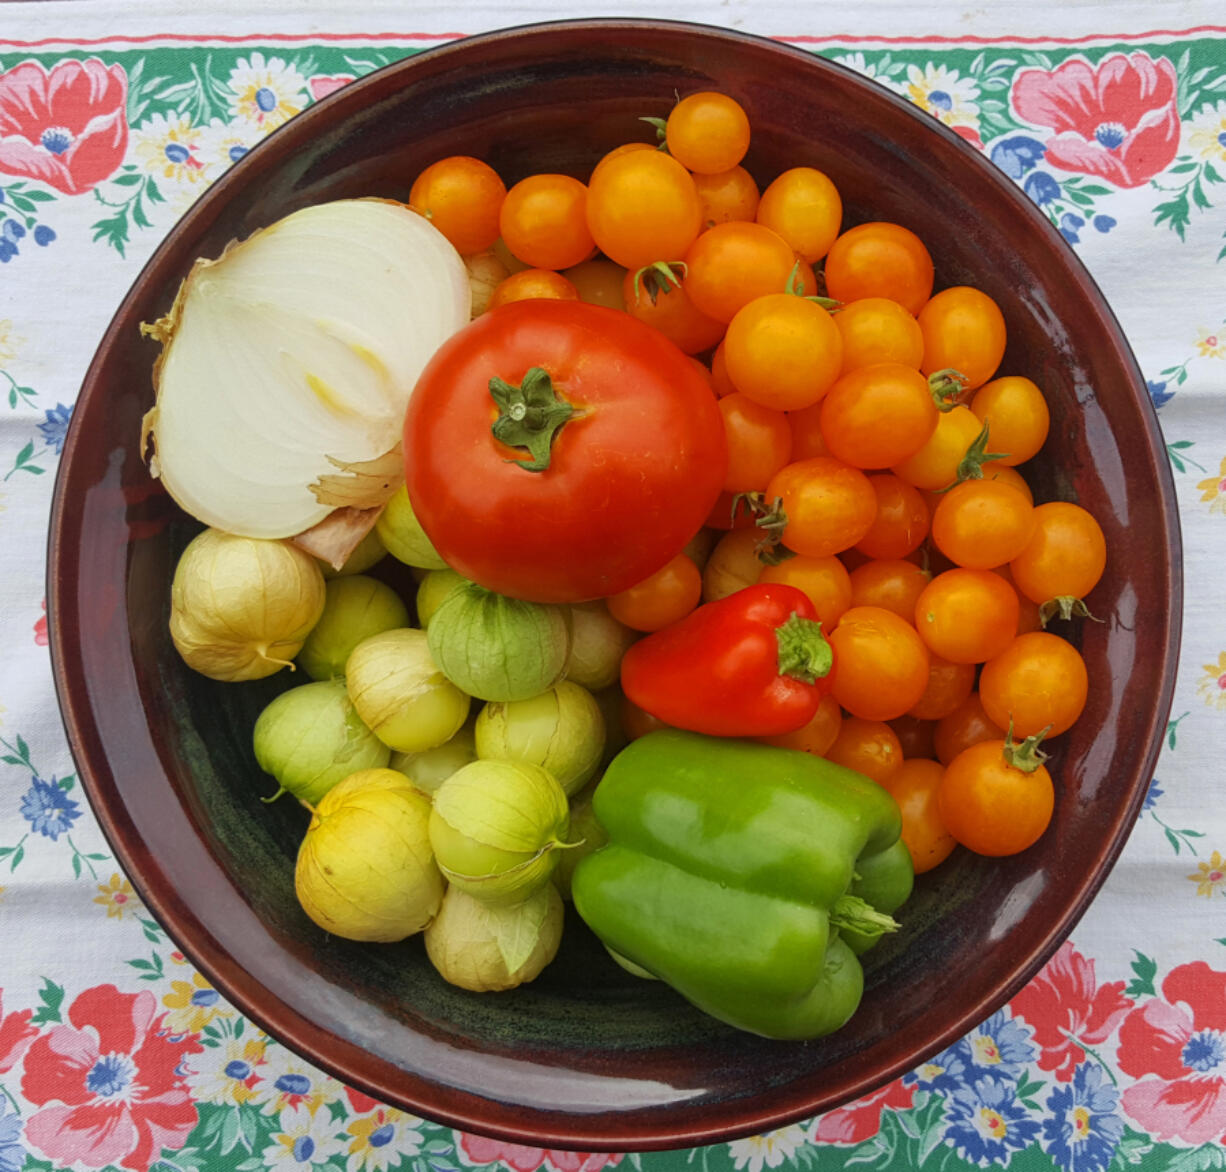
[404,300,727,602]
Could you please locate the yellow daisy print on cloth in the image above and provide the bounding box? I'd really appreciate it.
[1188,850,1226,898]
[163,970,229,1034]
[1194,326,1226,360]
[0,319,23,364]
[227,52,307,132]
[1197,651,1226,709]
[94,872,137,919]
[1198,458,1226,516]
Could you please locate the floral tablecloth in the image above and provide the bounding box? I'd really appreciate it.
[2,2,1225,1171]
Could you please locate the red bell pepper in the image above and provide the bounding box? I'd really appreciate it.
[619,583,833,737]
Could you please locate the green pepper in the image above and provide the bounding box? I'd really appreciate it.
[571,728,913,1040]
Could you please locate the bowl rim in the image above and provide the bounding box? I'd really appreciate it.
[47,15,1184,1152]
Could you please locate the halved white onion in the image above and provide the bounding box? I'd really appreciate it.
[142,199,470,539]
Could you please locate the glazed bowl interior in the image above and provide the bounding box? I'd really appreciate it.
[49,19,1181,1152]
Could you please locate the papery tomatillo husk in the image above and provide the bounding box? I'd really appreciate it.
[295,768,443,942]
[415,569,468,629]
[425,882,563,991]
[321,525,387,578]
[297,575,410,681]
[429,759,571,904]
[474,681,605,797]
[376,485,448,570]
[390,722,478,794]
[345,627,470,753]
[170,528,326,682]
[427,582,569,702]
[553,783,609,901]
[561,601,637,692]
[464,249,511,317]
[253,678,390,803]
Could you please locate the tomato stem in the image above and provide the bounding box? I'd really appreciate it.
[638,115,669,148]
[1002,722,1051,774]
[733,491,794,564]
[786,260,842,310]
[632,260,687,307]
[775,611,832,684]
[937,419,1009,492]
[488,366,576,473]
[928,368,968,411]
[1039,596,1104,626]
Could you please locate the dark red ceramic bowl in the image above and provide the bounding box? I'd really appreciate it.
[49,18,1181,1153]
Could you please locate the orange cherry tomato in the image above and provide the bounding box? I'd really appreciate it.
[499,173,595,270]
[882,758,957,873]
[824,222,935,315]
[766,457,878,558]
[409,155,506,255]
[834,297,925,373]
[934,692,1006,766]
[891,404,986,491]
[563,258,628,309]
[939,738,1054,856]
[1009,501,1107,615]
[692,165,761,226]
[889,714,937,760]
[758,554,853,630]
[487,267,580,309]
[828,605,930,721]
[908,654,976,721]
[993,566,1044,634]
[819,362,940,469]
[856,474,931,560]
[824,716,904,784]
[622,266,726,355]
[971,375,1050,466]
[848,558,931,622]
[759,692,843,756]
[710,340,738,397]
[982,463,1035,503]
[979,630,1089,738]
[930,478,1037,569]
[606,553,703,632]
[590,141,655,182]
[918,286,1007,393]
[755,166,843,263]
[665,91,752,174]
[683,221,799,323]
[587,149,702,270]
[723,293,843,410]
[719,393,794,492]
[913,567,1020,664]
[786,400,833,460]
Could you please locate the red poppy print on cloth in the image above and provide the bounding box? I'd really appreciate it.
[0,989,37,1074]
[1011,941,1134,1082]
[458,1133,624,1172]
[0,58,128,194]
[811,1077,917,1143]
[307,74,355,101]
[1011,52,1180,187]
[1116,962,1226,1145]
[20,984,202,1171]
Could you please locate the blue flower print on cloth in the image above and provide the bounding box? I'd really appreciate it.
[944,1074,1044,1167]
[1042,1061,1125,1172]
[20,776,82,840]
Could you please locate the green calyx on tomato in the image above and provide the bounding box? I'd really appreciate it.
[928,368,969,412]
[939,420,1010,492]
[489,366,577,473]
[785,261,841,310]
[1038,595,1103,626]
[775,611,833,685]
[631,261,687,307]
[1000,722,1051,774]
[730,491,794,565]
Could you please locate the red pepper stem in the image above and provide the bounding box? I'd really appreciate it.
[775,611,833,685]
[829,893,899,938]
